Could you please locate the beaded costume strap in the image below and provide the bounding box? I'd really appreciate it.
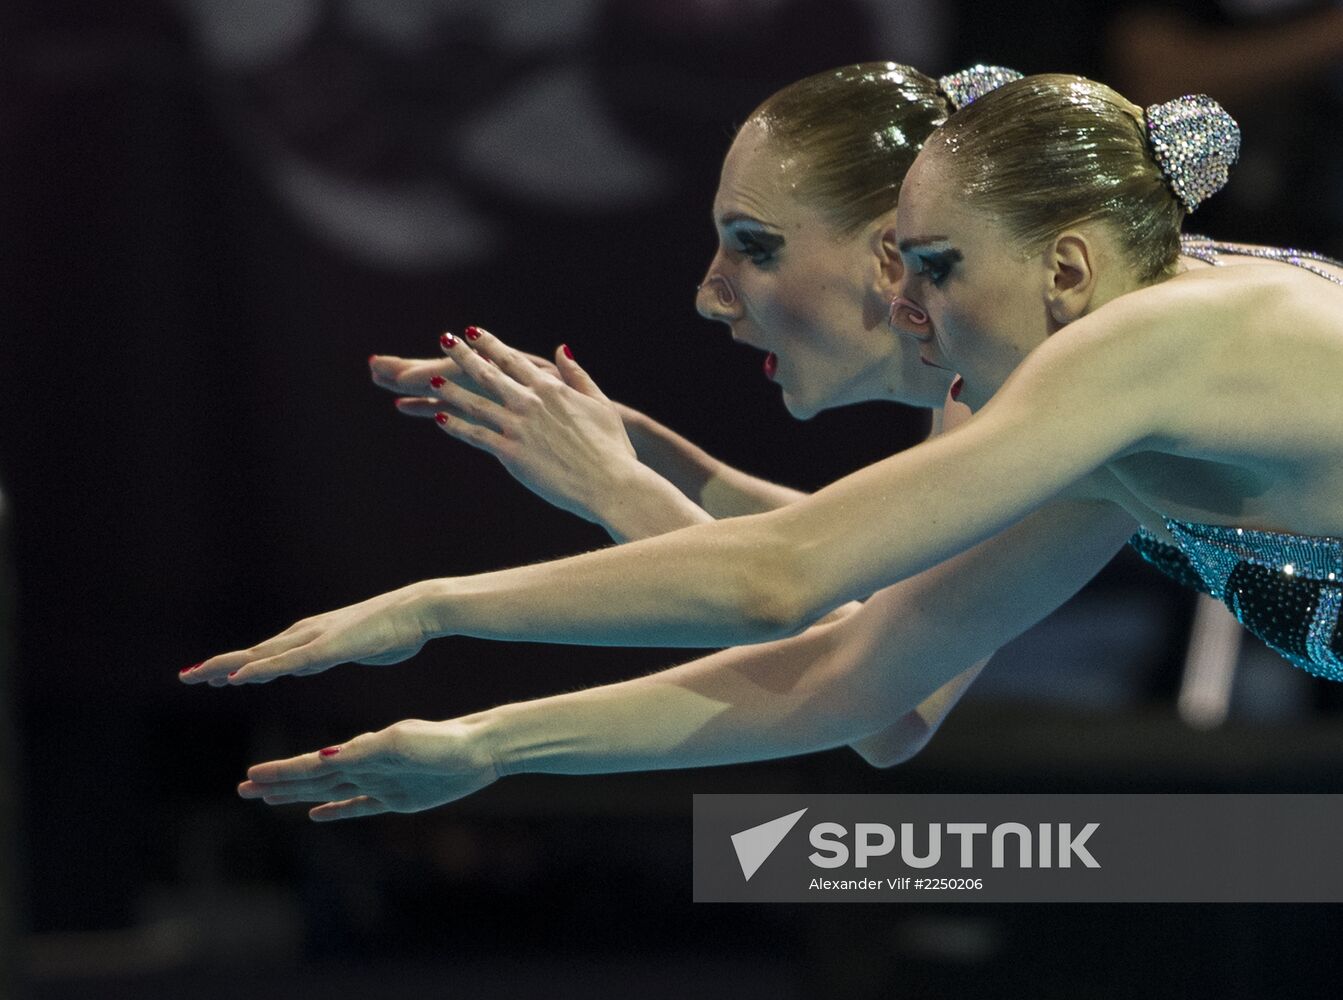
[1179,235,1343,286]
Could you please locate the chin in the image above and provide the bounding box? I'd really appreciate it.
[779,387,827,421]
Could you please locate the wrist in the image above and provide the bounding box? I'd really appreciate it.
[590,460,673,529]
[466,703,533,778]
[409,577,458,641]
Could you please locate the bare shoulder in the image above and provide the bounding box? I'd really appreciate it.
[1139,266,1343,468]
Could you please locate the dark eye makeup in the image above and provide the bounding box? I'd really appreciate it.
[914,248,963,286]
[735,229,784,264]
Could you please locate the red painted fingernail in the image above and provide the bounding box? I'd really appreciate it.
[227,670,239,679]
[561,344,574,360]
[429,375,446,388]
[368,354,377,364]
[951,376,964,401]
[319,746,342,758]
[180,662,202,675]
[464,326,482,341]
[435,412,449,425]
[440,332,456,349]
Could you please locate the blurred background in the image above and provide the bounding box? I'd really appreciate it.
[3,1,1343,997]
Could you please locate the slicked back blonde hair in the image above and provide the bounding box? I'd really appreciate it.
[928,74,1184,282]
[749,63,950,235]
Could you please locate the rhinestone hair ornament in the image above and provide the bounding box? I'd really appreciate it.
[1145,95,1240,213]
[937,65,1024,111]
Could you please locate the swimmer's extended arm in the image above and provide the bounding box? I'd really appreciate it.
[236,495,1135,820]
[192,299,1170,684]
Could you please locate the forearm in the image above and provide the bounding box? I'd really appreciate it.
[621,407,806,517]
[472,619,896,776]
[421,509,796,648]
[597,463,716,543]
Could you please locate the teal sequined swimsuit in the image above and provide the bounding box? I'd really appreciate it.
[1128,237,1343,681]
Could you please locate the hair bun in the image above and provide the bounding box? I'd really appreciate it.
[937,65,1023,111]
[1145,95,1241,213]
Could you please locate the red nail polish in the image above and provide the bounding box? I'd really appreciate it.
[319,746,341,758]
[464,326,481,341]
[440,332,456,349]
[227,670,239,679]
[367,354,377,364]
[435,412,449,425]
[180,662,202,675]
[951,376,964,401]
[429,375,446,388]
[561,344,574,360]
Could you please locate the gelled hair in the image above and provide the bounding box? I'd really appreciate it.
[748,63,950,234]
[928,74,1189,282]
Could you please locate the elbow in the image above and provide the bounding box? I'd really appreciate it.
[734,546,820,641]
[850,713,935,769]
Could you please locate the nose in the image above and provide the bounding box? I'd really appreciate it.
[888,295,933,342]
[695,259,741,322]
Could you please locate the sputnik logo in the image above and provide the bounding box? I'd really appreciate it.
[730,808,808,881]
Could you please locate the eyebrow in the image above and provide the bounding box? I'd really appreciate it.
[897,235,952,252]
[719,211,780,229]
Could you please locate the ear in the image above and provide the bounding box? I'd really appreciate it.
[1043,232,1099,327]
[871,217,906,300]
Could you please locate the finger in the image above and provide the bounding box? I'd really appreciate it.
[261,784,364,806]
[226,639,334,685]
[440,332,525,405]
[246,738,364,784]
[179,628,317,684]
[434,411,509,455]
[254,781,363,805]
[238,772,346,798]
[554,343,610,402]
[393,398,489,430]
[518,350,561,378]
[393,396,441,418]
[372,356,479,396]
[462,326,542,388]
[431,379,510,430]
[310,796,390,822]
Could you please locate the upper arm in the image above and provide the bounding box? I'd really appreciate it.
[767,307,1175,624]
[820,491,1139,720]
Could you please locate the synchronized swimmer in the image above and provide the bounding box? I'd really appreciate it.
[181,67,1343,820]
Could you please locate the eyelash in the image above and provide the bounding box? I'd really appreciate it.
[735,236,777,265]
[915,254,955,287]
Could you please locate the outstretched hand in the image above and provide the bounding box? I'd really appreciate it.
[180,583,437,686]
[373,327,640,526]
[237,717,499,821]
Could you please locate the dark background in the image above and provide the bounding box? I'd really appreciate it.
[3,1,1343,997]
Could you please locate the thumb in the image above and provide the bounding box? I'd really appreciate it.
[554,344,609,401]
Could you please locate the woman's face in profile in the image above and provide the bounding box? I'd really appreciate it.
[696,119,952,417]
[891,145,1059,410]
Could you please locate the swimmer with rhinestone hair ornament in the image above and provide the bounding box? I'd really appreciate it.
[190,74,1343,822]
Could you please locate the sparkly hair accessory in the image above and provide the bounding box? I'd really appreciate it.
[936,65,1023,111]
[1145,95,1241,213]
